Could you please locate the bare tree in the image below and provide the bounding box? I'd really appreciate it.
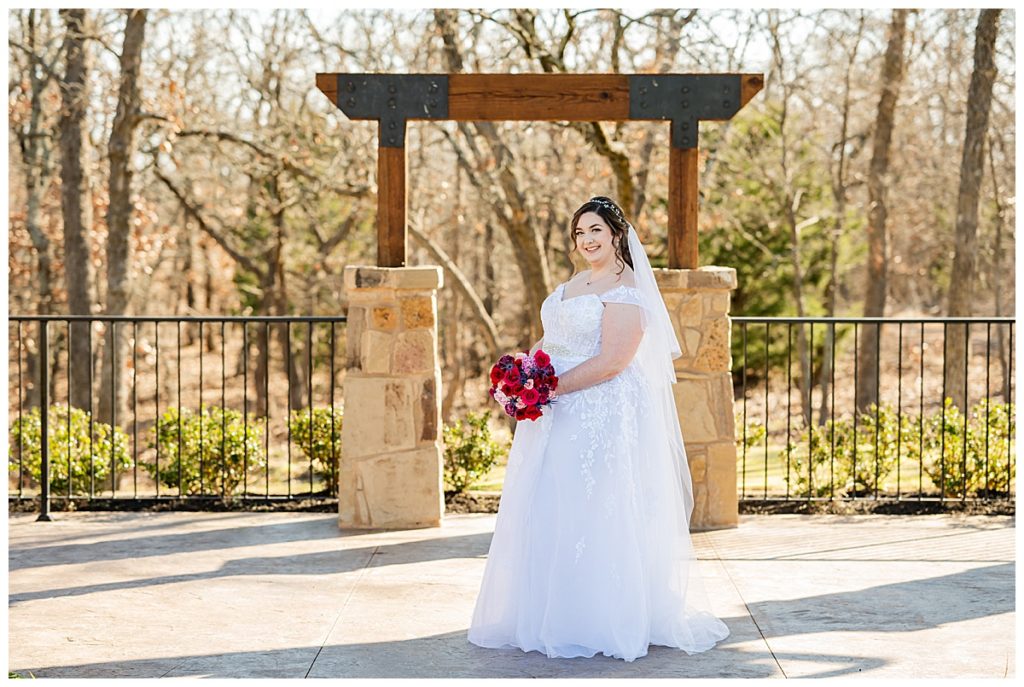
[855,9,908,414]
[944,9,1002,410]
[58,8,96,412]
[819,11,867,424]
[10,10,63,409]
[97,9,148,426]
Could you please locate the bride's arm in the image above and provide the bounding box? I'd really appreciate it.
[552,304,643,397]
[529,337,544,356]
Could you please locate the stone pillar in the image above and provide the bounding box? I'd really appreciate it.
[656,266,738,531]
[339,265,444,529]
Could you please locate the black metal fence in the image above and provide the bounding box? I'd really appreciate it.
[8,314,1016,515]
[732,316,1015,504]
[8,315,347,518]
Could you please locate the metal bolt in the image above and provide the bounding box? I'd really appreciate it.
[388,97,396,109]
[388,83,397,94]
[346,97,356,107]
[345,80,355,92]
[388,121,396,129]
[682,121,689,130]
[388,135,396,145]
[682,86,690,94]
[723,100,731,108]
[682,100,689,108]
[639,86,647,95]
[640,100,647,109]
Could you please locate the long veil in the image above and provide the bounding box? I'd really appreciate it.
[625,221,730,648]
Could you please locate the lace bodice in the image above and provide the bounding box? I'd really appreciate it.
[540,282,645,362]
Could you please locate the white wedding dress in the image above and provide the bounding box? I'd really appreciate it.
[467,281,731,662]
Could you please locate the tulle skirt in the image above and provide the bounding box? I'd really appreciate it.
[467,353,730,662]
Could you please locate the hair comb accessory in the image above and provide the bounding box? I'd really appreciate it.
[588,196,624,221]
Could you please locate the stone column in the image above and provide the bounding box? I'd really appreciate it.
[656,266,738,531]
[339,265,444,529]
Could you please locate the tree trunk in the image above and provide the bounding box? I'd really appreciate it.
[434,8,552,345]
[819,13,866,426]
[855,9,908,414]
[944,9,1002,412]
[58,8,96,412]
[98,9,147,427]
[17,10,59,410]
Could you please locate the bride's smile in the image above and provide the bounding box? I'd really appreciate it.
[574,211,614,269]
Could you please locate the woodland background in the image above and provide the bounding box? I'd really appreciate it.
[7,8,1016,428]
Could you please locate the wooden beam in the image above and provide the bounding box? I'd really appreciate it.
[447,73,629,121]
[669,146,699,269]
[740,74,764,108]
[378,145,407,267]
[315,73,337,106]
[315,72,764,269]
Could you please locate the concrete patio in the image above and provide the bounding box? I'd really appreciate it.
[6,510,1015,678]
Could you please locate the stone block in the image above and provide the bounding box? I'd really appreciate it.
[341,376,417,458]
[361,330,393,374]
[338,444,443,529]
[393,330,434,375]
[344,265,443,292]
[677,294,703,324]
[674,379,718,444]
[400,295,434,328]
[417,375,440,443]
[687,446,708,481]
[344,306,366,370]
[681,327,702,359]
[694,317,732,372]
[703,442,739,529]
[707,292,731,315]
[654,265,737,291]
[390,266,443,291]
[370,306,399,331]
[690,483,708,529]
[712,373,737,438]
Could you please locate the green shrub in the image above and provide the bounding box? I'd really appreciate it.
[8,404,131,495]
[443,410,506,494]
[783,404,920,498]
[772,397,1013,499]
[142,404,265,497]
[735,413,767,452]
[923,397,1015,498]
[288,406,343,495]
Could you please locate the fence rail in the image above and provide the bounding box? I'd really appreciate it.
[8,314,1016,516]
[731,316,1015,505]
[9,315,348,519]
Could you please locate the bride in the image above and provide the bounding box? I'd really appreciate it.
[467,196,731,662]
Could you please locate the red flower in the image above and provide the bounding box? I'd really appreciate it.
[520,387,539,405]
[533,349,550,367]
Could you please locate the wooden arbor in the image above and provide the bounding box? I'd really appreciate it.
[316,72,763,269]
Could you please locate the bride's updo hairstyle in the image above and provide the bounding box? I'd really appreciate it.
[569,196,635,276]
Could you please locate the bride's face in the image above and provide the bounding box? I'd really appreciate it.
[574,212,614,266]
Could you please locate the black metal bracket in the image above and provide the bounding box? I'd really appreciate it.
[629,75,742,149]
[334,74,450,147]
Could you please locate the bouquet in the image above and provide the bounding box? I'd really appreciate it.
[488,349,559,421]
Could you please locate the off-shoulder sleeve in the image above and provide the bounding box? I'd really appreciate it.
[599,285,644,307]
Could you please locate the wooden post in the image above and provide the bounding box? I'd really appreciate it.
[669,146,700,269]
[378,145,407,267]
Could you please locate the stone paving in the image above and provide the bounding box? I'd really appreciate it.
[6,511,1015,678]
